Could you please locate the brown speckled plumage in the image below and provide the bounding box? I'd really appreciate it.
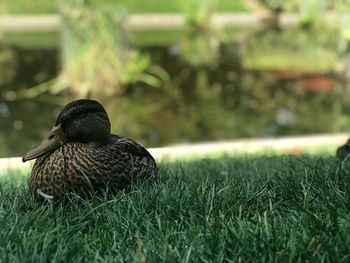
[23,99,157,202]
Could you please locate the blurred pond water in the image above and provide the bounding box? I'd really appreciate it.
[0,7,349,158]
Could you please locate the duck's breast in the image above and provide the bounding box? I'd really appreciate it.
[29,136,156,199]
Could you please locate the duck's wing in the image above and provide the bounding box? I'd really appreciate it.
[110,134,157,175]
[110,135,154,158]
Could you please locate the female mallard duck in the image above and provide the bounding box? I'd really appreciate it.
[22,99,157,202]
[336,138,350,161]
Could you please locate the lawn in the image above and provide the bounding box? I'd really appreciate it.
[0,0,248,14]
[1,154,350,261]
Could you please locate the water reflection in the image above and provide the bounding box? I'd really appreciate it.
[0,10,349,158]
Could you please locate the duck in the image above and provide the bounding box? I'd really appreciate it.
[336,138,350,161]
[22,99,157,202]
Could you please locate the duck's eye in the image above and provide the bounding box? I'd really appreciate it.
[48,134,55,140]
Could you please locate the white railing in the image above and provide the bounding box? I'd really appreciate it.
[0,12,327,32]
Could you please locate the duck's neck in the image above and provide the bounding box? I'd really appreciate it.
[66,123,111,146]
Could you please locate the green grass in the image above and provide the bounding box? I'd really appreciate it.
[6,28,246,49]
[0,0,248,14]
[243,48,338,72]
[6,32,60,49]
[1,154,350,261]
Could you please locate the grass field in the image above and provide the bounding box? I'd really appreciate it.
[0,0,248,14]
[1,154,350,261]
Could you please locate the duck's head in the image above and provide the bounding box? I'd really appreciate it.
[22,99,111,162]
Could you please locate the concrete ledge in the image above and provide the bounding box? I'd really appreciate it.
[0,12,338,32]
[1,133,346,176]
[148,133,347,159]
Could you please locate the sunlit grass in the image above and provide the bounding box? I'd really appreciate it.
[244,48,337,72]
[0,0,248,14]
[6,32,59,49]
[1,154,350,261]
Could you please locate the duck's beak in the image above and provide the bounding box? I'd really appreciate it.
[22,124,68,162]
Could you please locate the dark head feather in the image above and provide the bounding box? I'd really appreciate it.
[56,99,111,145]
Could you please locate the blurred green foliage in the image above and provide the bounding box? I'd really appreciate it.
[243,27,340,72]
[180,0,219,68]
[59,0,160,99]
[0,0,349,157]
[0,43,16,87]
